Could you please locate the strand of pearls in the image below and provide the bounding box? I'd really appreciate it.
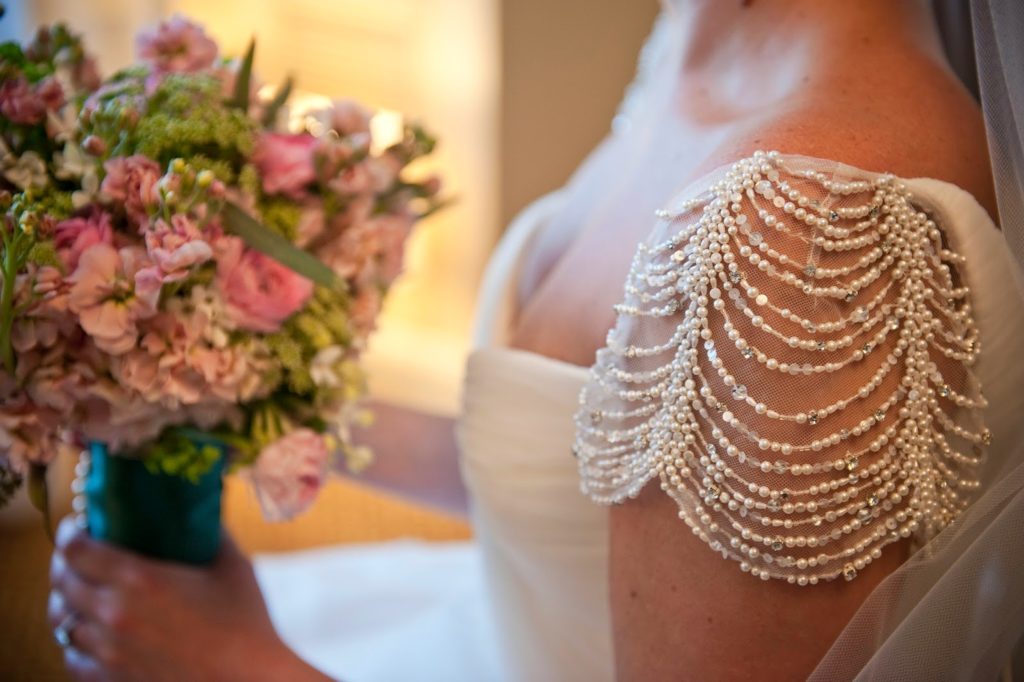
[574,152,988,585]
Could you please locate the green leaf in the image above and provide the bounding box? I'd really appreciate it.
[230,39,256,112]
[27,464,53,543]
[222,202,341,290]
[261,76,293,128]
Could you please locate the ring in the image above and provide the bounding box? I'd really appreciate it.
[54,612,79,649]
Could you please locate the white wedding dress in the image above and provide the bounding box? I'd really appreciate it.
[255,9,1024,681]
[256,157,1024,682]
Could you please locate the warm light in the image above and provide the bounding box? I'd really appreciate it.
[370,109,405,153]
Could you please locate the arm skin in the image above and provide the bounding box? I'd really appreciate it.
[348,400,468,518]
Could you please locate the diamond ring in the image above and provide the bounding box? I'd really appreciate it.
[54,612,80,649]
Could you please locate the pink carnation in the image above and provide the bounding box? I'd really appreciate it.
[101,155,162,227]
[216,237,314,333]
[136,16,218,74]
[253,133,317,198]
[249,428,329,521]
[55,211,114,272]
[67,244,158,355]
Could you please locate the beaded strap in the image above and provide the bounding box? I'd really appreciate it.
[573,151,988,585]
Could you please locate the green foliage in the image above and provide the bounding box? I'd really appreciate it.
[143,430,224,484]
[133,74,257,167]
[259,197,302,241]
[27,240,59,268]
[184,155,237,185]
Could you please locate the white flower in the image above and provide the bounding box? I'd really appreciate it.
[188,285,235,348]
[0,139,48,190]
[46,106,77,144]
[310,345,344,388]
[54,142,91,179]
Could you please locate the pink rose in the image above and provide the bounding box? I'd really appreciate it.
[55,211,114,271]
[249,428,329,521]
[253,133,317,198]
[67,244,158,355]
[101,155,162,227]
[136,16,218,74]
[215,237,314,333]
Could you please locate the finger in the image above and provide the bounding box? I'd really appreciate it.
[48,587,69,630]
[63,646,105,682]
[49,592,119,672]
[51,556,107,623]
[57,517,148,588]
[66,618,117,666]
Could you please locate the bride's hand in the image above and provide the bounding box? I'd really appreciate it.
[48,517,328,682]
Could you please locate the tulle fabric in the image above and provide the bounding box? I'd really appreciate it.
[809,1,1024,678]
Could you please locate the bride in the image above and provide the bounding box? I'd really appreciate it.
[47,1,1024,680]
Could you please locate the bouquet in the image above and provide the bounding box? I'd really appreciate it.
[0,16,442,558]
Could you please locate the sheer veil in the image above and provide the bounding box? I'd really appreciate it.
[809,1,1024,679]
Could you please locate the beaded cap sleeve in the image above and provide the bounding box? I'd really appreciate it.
[573,152,990,585]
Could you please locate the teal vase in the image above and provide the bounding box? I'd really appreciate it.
[84,440,227,565]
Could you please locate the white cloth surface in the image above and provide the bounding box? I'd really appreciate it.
[255,541,505,682]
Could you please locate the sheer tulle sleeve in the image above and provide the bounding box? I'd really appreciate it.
[573,151,989,585]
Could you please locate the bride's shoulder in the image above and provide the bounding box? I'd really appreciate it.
[699,65,996,217]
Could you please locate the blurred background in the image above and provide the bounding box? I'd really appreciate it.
[0,0,657,676]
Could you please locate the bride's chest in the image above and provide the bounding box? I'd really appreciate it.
[508,132,724,366]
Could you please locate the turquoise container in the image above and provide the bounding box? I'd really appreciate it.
[85,440,227,565]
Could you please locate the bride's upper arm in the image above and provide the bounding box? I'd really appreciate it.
[574,146,989,680]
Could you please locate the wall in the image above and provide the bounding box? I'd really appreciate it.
[501,0,660,226]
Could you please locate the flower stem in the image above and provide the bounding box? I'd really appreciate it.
[0,235,19,375]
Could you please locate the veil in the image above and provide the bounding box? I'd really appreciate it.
[808,1,1024,679]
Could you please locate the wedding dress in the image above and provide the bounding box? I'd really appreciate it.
[256,6,1024,681]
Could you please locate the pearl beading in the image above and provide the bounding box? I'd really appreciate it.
[574,152,988,585]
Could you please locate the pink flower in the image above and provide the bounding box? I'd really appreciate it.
[327,99,372,137]
[54,211,114,271]
[144,214,214,278]
[35,77,65,111]
[294,205,325,248]
[136,16,218,74]
[318,214,412,284]
[348,287,382,338]
[0,77,47,125]
[215,236,314,333]
[101,155,162,227]
[67,245,158,355]
[0,394,69,471]
[249,428,329,521]
[253,133,317,198]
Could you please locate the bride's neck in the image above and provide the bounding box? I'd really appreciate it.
[664,0,946,111]
[667,0,942,63]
